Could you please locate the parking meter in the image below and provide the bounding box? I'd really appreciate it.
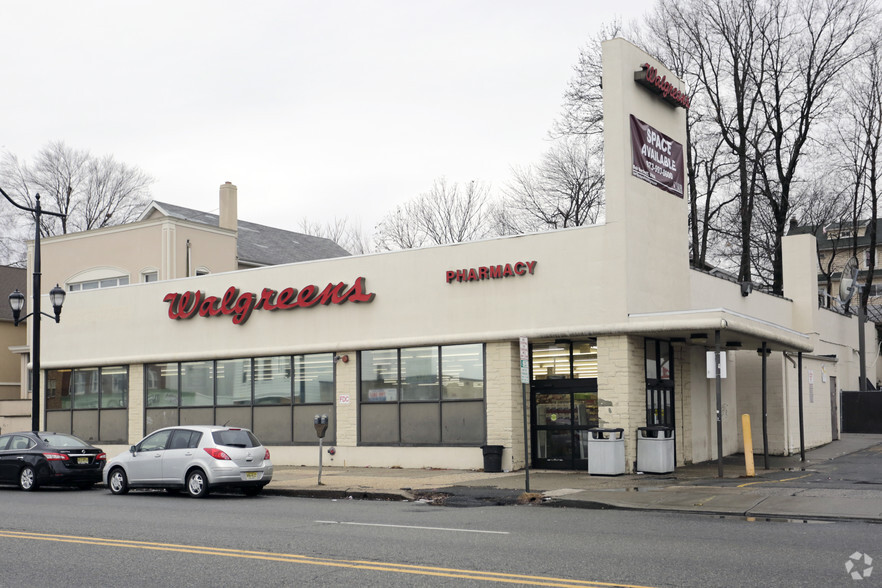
[314,414,329,439]
[314,414,329,485]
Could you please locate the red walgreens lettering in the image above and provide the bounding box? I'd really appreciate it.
[164,277,375,325]
[637,63,691,109]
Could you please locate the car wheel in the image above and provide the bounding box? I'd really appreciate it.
[108,468,129,495]
[19,466,39,491]
[243,486,263,497]
[186,469,209,498]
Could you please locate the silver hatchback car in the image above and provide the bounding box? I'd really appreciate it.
[104,425,273,498]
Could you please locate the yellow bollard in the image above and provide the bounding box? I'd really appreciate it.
[742,414,755,477]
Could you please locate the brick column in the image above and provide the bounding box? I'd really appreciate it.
[597,334,645,472]
[484,341,525,471]
[128,365,144,443]
[333,351,358,446]
[674,344,692,465]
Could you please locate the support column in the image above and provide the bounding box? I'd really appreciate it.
[485,341,523,471]
[597,334,646,472]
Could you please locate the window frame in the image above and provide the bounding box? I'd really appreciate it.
[144,353,336,443]
[358,343,486,447]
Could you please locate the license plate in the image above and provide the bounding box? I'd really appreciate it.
[245,472,258,480]
[77,457,89,465]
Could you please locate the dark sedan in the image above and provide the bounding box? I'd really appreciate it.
[0,432,106,491]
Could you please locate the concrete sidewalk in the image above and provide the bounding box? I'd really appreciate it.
[264,434,882,522]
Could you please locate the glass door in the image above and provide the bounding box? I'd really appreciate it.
[531,379,598,469]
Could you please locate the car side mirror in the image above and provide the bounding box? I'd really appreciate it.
[129,445,137,455]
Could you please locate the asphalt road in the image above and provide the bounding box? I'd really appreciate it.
[0,487,876,587]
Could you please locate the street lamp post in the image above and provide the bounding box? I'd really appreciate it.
[2,187,66,431]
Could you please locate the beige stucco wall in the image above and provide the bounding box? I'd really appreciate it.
[35,218,237,296]
[0,322,25,399]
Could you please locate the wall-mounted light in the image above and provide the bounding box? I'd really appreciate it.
[757,347,772,356]
[334,354,349,364]
[689,333,708,344]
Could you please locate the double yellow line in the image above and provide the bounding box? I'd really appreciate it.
[0,529,656,588]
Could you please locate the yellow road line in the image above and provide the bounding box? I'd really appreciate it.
[0,529,657,588]
[737,473,812,488]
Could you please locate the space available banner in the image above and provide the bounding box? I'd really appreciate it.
[630,114,684,198]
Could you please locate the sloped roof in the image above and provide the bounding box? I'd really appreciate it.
[0,265,26,322]
[789,219,879,250]
[147,201,350,266]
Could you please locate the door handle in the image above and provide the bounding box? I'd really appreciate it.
[154,453,162,458]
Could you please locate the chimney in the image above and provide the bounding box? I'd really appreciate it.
[219,181,238,231]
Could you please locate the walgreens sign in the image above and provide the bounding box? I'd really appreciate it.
[163,277,375,326]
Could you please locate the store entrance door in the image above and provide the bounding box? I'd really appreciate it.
[531,378,598,470]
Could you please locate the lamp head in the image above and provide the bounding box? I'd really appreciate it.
[8,289,24,324]
[49,284,65,322]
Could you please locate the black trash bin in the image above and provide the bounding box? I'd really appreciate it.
[481,445,504,472]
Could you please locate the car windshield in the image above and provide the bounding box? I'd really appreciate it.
[211,429,261,448]
[41,433,91,448]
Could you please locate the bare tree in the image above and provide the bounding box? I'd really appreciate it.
[298,216,374,255]
[374,179,494,251]
[754,0,874,295]
[82,154,153,230]
[553,21,625,138]
[836,36,882,309]
[793,181,854,301]
[501,136,604,234]
[672,0,772,285]
[0,141,153,237]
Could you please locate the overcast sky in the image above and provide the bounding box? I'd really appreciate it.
[2,1,654,237]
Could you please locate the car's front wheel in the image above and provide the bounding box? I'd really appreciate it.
[19,466,38,491]
[186,469,210,498]
[108,468,129,495]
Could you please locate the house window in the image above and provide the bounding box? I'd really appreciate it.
[68,276,129,292]
[142,271,158,283]
[44,366,129,443]
[358,344,485,445]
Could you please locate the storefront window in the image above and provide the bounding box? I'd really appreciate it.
[254,356,291,405]
[360,349,398,402]
[293,353,334,404]
[144,354,334,444]
[45,366,129,444]
[216,358,252,406]
[442,344,483,399]
[181,361,213,407]
[401,347,439,401]
[146,362,178,407]
[359,344,485,445]
[101,366,129,408]
[532,340,597,380]
[572,342,598,379]
[645,339,658,379]
[46,369,72,410]
[71,368,99,409]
